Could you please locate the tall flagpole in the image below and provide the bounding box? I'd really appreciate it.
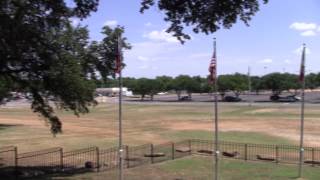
[117,35,124,180]
[213,38,219,180]
[298,44,306,178]
[248,66,252,107]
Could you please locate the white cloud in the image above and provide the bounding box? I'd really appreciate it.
[145,22,152,27]
[137,56,149,61]
[143,29,179,43]
[104,20,118,27]
[259,58,273,64]
[318,27,320,32]
[300,30,316,37]
[293,46,311,55]
[139,65,149,69]
[284,59,291,64]
[138,64,158,70]
[189,53,211,59]
[289,22,317,31]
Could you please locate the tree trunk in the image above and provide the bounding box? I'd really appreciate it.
[141,94,145,101]
[150,94,154,101]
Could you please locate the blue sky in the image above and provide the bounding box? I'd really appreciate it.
[71,0,320,78]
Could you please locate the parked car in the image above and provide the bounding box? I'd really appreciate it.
[179,96,191,101]
[270,95,300,102]
[223,96,242,102]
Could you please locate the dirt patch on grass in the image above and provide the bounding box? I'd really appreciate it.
[248,108,278,114]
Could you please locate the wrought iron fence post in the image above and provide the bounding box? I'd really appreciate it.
[276,146,279,164]
[60,148,63,170]
[95,147,100,172]
[244,144,248,161]
[151,144,154,164]
[126,145,129,168]
[14,146,18,167]
[172,142,175,160]
[312,148,315,167]
[188,140,192,155]
[14,146,18,176]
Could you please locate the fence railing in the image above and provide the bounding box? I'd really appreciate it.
[1,139,320,178]
[190,139,320,166]
[0,146,17,168]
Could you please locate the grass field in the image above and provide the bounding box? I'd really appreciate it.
[45,156,320,180]
[1,101,320,152]
[1,100,320,179]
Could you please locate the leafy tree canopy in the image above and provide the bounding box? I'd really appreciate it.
[131,78,161,100]
[218,73,248,97]
[140,0,268,43]
[0,0,130,134]
[261,73,298,95]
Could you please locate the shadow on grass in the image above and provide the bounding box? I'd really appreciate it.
[0,124,20,131]
[0,166,96,180]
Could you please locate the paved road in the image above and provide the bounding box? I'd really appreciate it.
[124,91,320,104]
[2,91,320,108]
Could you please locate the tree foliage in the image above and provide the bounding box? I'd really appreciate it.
[218,73,248,97]
[261,73,299,95]
[306,73,320,90]
[140,0,268,43]
[131,78,160,100]
[0,0,130,134]
[168,75,199,99]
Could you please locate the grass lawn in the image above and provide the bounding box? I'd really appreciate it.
[49,156,320,180]
[1,101,320,179]
[0,102,320,152]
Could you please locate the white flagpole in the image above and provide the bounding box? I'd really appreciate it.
[213,38,219,180]
[298,44,306,178]
[117,35,124,180]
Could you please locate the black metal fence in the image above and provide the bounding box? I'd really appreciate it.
[0,146,16,168]
[63,147,98,170]
[1,139,320,178]
[190,139,320,166]
[99,146,118,170]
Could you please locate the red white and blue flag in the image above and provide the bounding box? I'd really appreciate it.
[208,40,217,84]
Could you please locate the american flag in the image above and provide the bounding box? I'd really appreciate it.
[299,44,306,82]
[208,40,217,84]
[115,36,122,74]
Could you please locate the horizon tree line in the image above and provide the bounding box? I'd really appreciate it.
[96,72,320,101]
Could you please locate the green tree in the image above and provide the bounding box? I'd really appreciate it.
[218,73,247,97]
[261,73,298,95]
[306,73,319,90]
[140,0,268,43]
[122,77,137,90]
[0,0,131,134]
[217,75,229,98]
[155,76,173,92]
[170,75,199,100]
[131,78,160,101]
[251,76,263,95]
[88,26,131,82]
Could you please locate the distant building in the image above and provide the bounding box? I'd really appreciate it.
[96,87,133,96]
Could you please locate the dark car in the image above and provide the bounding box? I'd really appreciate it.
[179,96,191,101]
[223,96,242,102]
